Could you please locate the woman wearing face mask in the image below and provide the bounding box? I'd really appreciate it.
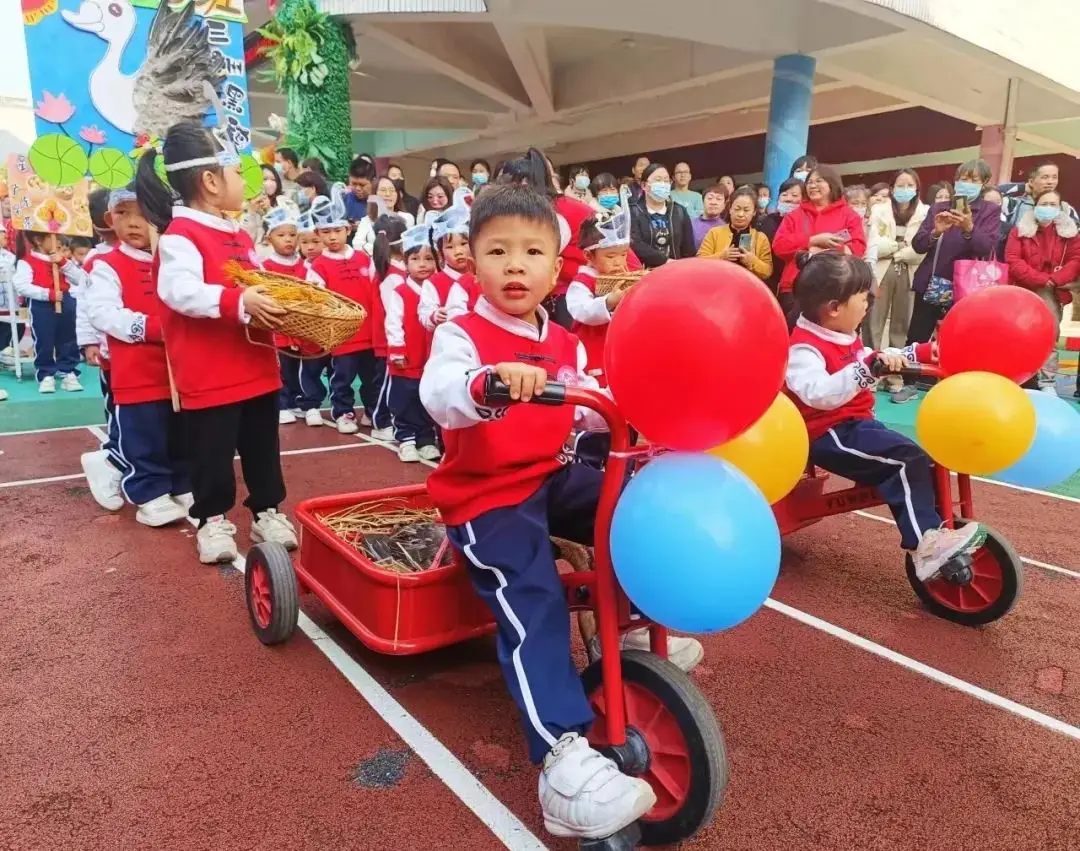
[352,176,416,254]
[906,159,1000,348]
[867,169,930,398]
[1005,188,1080,394]
[789,155,819,185]
[590,172,621,214]
[696,186,773,283]
[757,178,803,296]
[629,164,695,268]
[565,166,593,204]
[470,159,491,193]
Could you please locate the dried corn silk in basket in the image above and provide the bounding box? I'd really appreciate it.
[316,499,453,574]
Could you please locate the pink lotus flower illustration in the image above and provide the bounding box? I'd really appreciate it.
[35,91,75,125]
[79,125,106,146]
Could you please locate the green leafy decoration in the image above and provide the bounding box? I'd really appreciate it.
[88,148,135,189]
[259,0,353,182]
[28,134,89,187]
[240,152,263,200]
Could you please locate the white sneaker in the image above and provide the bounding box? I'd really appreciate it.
[336,412,359,434]
[304,409,324,427]
[136,493,189,527]
[278,409,297,424]
[0,388,7,401]
[60,373,83,392]
[398,442,420,463]
[197,516,239,564]
[38,376,56,394]
[370,426,395,442]
[418,444,442,462]
[360,412,373,427]
[912,522,988,581]
[540,733,656,839]
[620,628,704,673]
[251,509,298,550]
[172,492,194,513]
[80,450,123,511]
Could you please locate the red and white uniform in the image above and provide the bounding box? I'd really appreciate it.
[564,265,612,386]
[419,266,478,330]
[156,207,279,410]
[86,242,169,405]
[262,252,313,352]
[374,258,407,358]
[420,297,606,526]
[12,251,83,301]
[445,273,481,319]
[786,315,932,441]
[385,276,428,379]
[306,247,374,355]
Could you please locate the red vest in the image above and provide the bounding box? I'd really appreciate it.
[263,255,316,353]
[96,248,169,405]
[25,253,68,295]
[568,269,609,388]
[309,251,374,354]
[370,265,404,358]
[427,270,457,305]
[388,280,427,379]
[787,325,875,440]
[455,274,481,310]
[426,312,580,526]
[85,248,112,370]
[157,218,279,410]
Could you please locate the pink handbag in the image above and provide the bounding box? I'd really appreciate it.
[952,259,1008,300]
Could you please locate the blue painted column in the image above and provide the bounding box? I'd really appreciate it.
[763,54,816,203]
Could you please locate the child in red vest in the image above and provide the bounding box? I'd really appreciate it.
[386,223,440,462]
[566,190,633,388]
[13,230,85,393]
[135,122,297,564]
[261,203,307,425]
[370,214,411,442]
[306,184,382,435]
[292,210,332,426]
[420,187,477,331]
[785,252,986,581]
[85,186,190,527]
[421,185,698,842]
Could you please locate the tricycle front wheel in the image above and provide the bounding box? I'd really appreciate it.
[906,521,1022,626]
[581,650,728,846]
[245,542,299,644]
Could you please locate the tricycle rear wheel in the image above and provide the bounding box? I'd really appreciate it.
[581,650,728,846]
[905,521,1022,626]
[245,542,299,645]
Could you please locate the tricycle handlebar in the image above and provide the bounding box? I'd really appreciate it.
[869,359,942,380]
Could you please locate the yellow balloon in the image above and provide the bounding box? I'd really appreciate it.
[916,372,1036,475]
[709,394,809,503]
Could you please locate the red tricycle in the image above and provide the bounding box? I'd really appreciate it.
[243,375,728,850]
[773,362,1023,626]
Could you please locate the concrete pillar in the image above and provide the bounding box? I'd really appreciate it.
[763,54,816,202]
[981,78,1019,184]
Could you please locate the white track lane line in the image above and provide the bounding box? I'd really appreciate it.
[355,428,1080,741]
[851,509,1080,580]
[0,472,85,489]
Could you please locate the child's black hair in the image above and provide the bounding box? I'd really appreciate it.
[134,122,224,233]
[296,170,329,199]
[68,236,94,251]
[349,155,375,180]
[793,252,873,323]
[469,184,559,247]
[372,214,408,280]
[88,188,111,238]
[578,215,603,251]
[14,229,49,262]
[493,148,557,199]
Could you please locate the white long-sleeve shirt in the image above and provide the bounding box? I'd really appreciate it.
[13,252,84,301]
[565,271,612,326]
[85,243,156,353]
[420,297,608,433]
[384,277,423,352]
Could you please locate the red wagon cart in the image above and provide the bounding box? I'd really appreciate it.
[243,375,728,850]
[772,363,1023,626]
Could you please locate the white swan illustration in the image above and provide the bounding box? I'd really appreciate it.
[61,0,226,139]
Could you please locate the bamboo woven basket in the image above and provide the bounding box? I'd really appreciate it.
[225,261,367,354]
[594,269,647,296]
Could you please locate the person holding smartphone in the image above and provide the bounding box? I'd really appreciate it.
[696,186,773,284]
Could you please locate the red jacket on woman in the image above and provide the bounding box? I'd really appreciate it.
[771,199,867,293]
[1005,209,1080,305]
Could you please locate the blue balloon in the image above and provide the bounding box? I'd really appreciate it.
[995,390,1080,488]
[610,453,781,633]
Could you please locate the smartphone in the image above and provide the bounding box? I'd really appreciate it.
[738,233,752,252]
[952,195,969,215]
[834,229,852,243]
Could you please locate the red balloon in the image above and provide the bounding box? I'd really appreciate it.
[938,287,1057,383]
[604,258,789,451]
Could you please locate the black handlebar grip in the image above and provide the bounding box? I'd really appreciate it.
[869,358,924,377]
[483,373,567,406]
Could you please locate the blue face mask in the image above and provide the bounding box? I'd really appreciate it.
[757,196,769,210]
[574,174,590,191]
[777,201,797,216]
[1034,205,1059,224]
[954,181,981,200]
[649,182,671,201]
[598,194,620,210]
[893,186,917,204]
[472,173,488,186]
[793,170,810,182]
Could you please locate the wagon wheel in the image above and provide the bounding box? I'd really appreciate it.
[582,650,728,846]
[245,542,299,644]
[906,521,1022,626]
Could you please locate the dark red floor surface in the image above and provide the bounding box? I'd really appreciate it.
[1,425,1078,850]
